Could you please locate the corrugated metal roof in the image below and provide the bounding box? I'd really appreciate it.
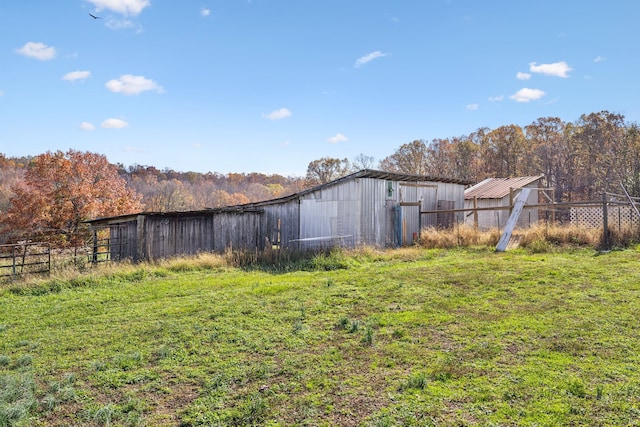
[464,176,543,200]
[87,169,472,225]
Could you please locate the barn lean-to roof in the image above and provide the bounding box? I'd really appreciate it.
[464,176,543,200]
[86,169,472,225]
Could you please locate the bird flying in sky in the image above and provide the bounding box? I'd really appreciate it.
[89,13,101,19]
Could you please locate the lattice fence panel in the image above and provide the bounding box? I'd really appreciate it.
[571,206,639,229]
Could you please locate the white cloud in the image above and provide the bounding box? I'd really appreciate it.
[80,122,96,131]
[328,133,348,144]
[466,104,479,111]
[201,8,211,17]
[516,72,531,80]
[488,95,504,102]
[263,108,292,120]
[105,74,164,95]
[16,42,56,60]
[355,51,388,68]
[509,88,545,103]
[0,90,4,97]
[594,56,606,63]
[106,19,139,31]
[529,61,572,78]
[86,0,150,16]
[63,70,91,82]
[101,118,129,128]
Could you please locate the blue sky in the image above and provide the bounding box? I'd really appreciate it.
[2,0,639,176]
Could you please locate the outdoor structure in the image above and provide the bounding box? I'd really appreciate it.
[86,169,471,262]
[464,176,544,230]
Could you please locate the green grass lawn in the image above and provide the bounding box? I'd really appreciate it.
[1,247,640,426]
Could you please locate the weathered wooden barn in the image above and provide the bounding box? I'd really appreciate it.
[87,169,471,262]
[464,176,544,230]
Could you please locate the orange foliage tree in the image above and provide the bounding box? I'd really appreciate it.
[3,150,142,246]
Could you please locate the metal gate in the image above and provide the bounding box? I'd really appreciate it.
[0,242,51,279]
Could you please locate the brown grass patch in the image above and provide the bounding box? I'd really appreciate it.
[419,223,640,251]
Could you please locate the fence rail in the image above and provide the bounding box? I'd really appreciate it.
[0,242,51,278]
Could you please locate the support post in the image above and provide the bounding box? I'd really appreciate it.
[496,188,531,252]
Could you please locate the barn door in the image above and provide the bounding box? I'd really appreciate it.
[399,201,422,245]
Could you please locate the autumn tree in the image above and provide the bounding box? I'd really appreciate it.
[448,135,482,181]
[481,125,527,177]
[0,154,25,216]
[351,153,376,171]
[2,150,142,246]
[378,140,429,175]
[621,124,640,197]
[525,117,570,201]
[425,138,459,178]
[145,179,195,212]
[306,157,351,185]
[569,111,628,199]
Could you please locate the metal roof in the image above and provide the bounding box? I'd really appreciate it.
[464,176,543,200]
[87,169,472,225]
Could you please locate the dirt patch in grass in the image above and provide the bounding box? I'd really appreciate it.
[148,381,201,425]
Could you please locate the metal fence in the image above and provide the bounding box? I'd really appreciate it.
[0,242,51,279]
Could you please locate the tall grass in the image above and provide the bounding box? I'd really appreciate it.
[3,222,638,291]
[419,223,640,252]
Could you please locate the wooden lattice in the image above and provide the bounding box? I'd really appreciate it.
[570,206,639,229]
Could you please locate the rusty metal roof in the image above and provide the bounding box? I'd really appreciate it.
[464,176,543,200]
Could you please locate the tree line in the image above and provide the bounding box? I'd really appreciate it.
[375,111,640,202]
[1,110,638,245]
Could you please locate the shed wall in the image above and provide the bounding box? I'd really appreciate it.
[96,174,468,261]
[464,183,540,230]
[261,202,301,249]
[297,178,466,249]
[108,220,138,261]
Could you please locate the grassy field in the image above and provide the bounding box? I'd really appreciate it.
[1,246,640,426]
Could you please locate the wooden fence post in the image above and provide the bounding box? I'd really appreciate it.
[602,193,610,249]
[473,196,479,229]
[550,189,555,224]
[92,229,98,264]
[12,245,16,278]
[509,188,514,216]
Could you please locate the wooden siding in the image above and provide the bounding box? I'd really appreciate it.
[262,202,300,250]
[108,220,138,261]
[103,211,265,261]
